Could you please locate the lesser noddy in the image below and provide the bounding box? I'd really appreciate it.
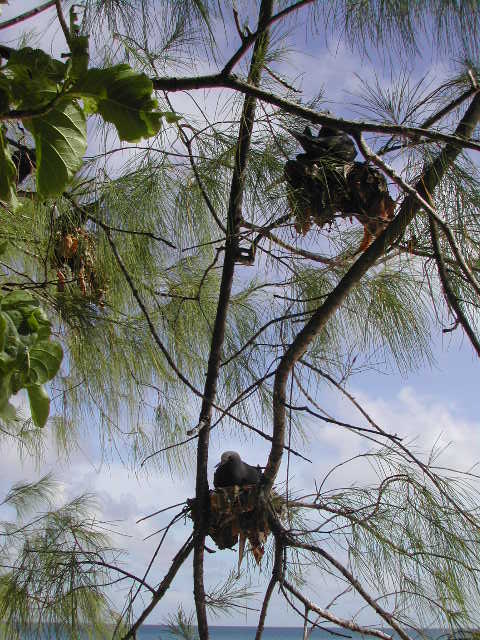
[213,451,261,488]
[213,451,262,577]
[287,125,357,162]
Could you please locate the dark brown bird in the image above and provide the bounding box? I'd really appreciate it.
[287,125,357,162]
[213,451,261,488]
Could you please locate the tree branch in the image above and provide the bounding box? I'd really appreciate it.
[255,537,284,640]
[0,1,55,31]
[282,579,396,640]
[192,3,274,638]
[429,216,480,356]
[261,92,480,495]
[152,74,480,154]
[102,224,203,399]
[122,536,194,640]
[54,0,71,45]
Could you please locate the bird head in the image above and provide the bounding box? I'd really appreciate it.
[216,450,241,467]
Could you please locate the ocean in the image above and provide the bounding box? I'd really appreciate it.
[109,627,451,640]
[13,625,456,640]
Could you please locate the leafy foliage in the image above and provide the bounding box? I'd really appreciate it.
[0,291,63,428]
[0,131,17,208]
[0,40,171,201]
[73,65,164,142]
[25,99,87,197]
[0,479,121,640]
[1,1,480,637]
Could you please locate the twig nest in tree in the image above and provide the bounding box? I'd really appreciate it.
[284,155,395,249]
[207,485,284,565]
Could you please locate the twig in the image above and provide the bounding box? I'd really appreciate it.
[181,128,226,233]
[140,436,198,467]
[285,403,402,441]
[429,216,480,356]
[136,502,188,524]
[264,65,301,93]
[122,536,194,640]
[0,1,55,31]
[55,0,71,45]
[101,224,203,399]
[88,214,175,248]
[282,579,395,640]
[79,559,155,595]
[222,0,315,76]
[220,309,312,368]
[242,220,342,265]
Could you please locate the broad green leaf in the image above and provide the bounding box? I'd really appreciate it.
[27,308,51,340]
[10,80,59,111]
[72,65,162,142]
[164,111,182,124]
[25,99,87,197]
[0,376,16,422]
[28,341,63,384]
[0,131,18,208]
[0,240,8,256]
[7,47,66,83]
[1,290,37,311]
[6,49,66,110]
[26,384,50,428]
[0,312,20,359]
[7,310,22,329]
[0,293,61,426]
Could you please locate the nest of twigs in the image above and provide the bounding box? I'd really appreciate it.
[206,485,284,565]
[284,157,395,241]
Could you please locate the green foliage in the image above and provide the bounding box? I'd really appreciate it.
[0,481,120,639]
[25,99,87,197]
[73,65,164,142]
[314,447,480,629]
[0,474,56,519]
[1,2,480,634]
[0,131,17,209]
[0,291,63,428]
[166,607,199,640]
[0,41,168,199]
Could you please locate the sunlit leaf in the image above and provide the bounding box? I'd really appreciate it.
[72,65,162,142]
[25,99,87,196]
[26,384,50,428]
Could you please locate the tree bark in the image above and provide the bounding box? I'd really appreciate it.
[192,2,274,638]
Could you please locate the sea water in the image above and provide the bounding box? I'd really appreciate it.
[13,625,456,640]
[138,627,450,640]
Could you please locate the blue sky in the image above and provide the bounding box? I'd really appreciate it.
[1,0,480,629]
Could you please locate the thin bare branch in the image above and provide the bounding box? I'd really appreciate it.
[0,1,55,31]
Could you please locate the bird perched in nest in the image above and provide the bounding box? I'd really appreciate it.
[284,125,395,251]
[213,451,261,489]
[287,125,357,162]
[212,451,263,577]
